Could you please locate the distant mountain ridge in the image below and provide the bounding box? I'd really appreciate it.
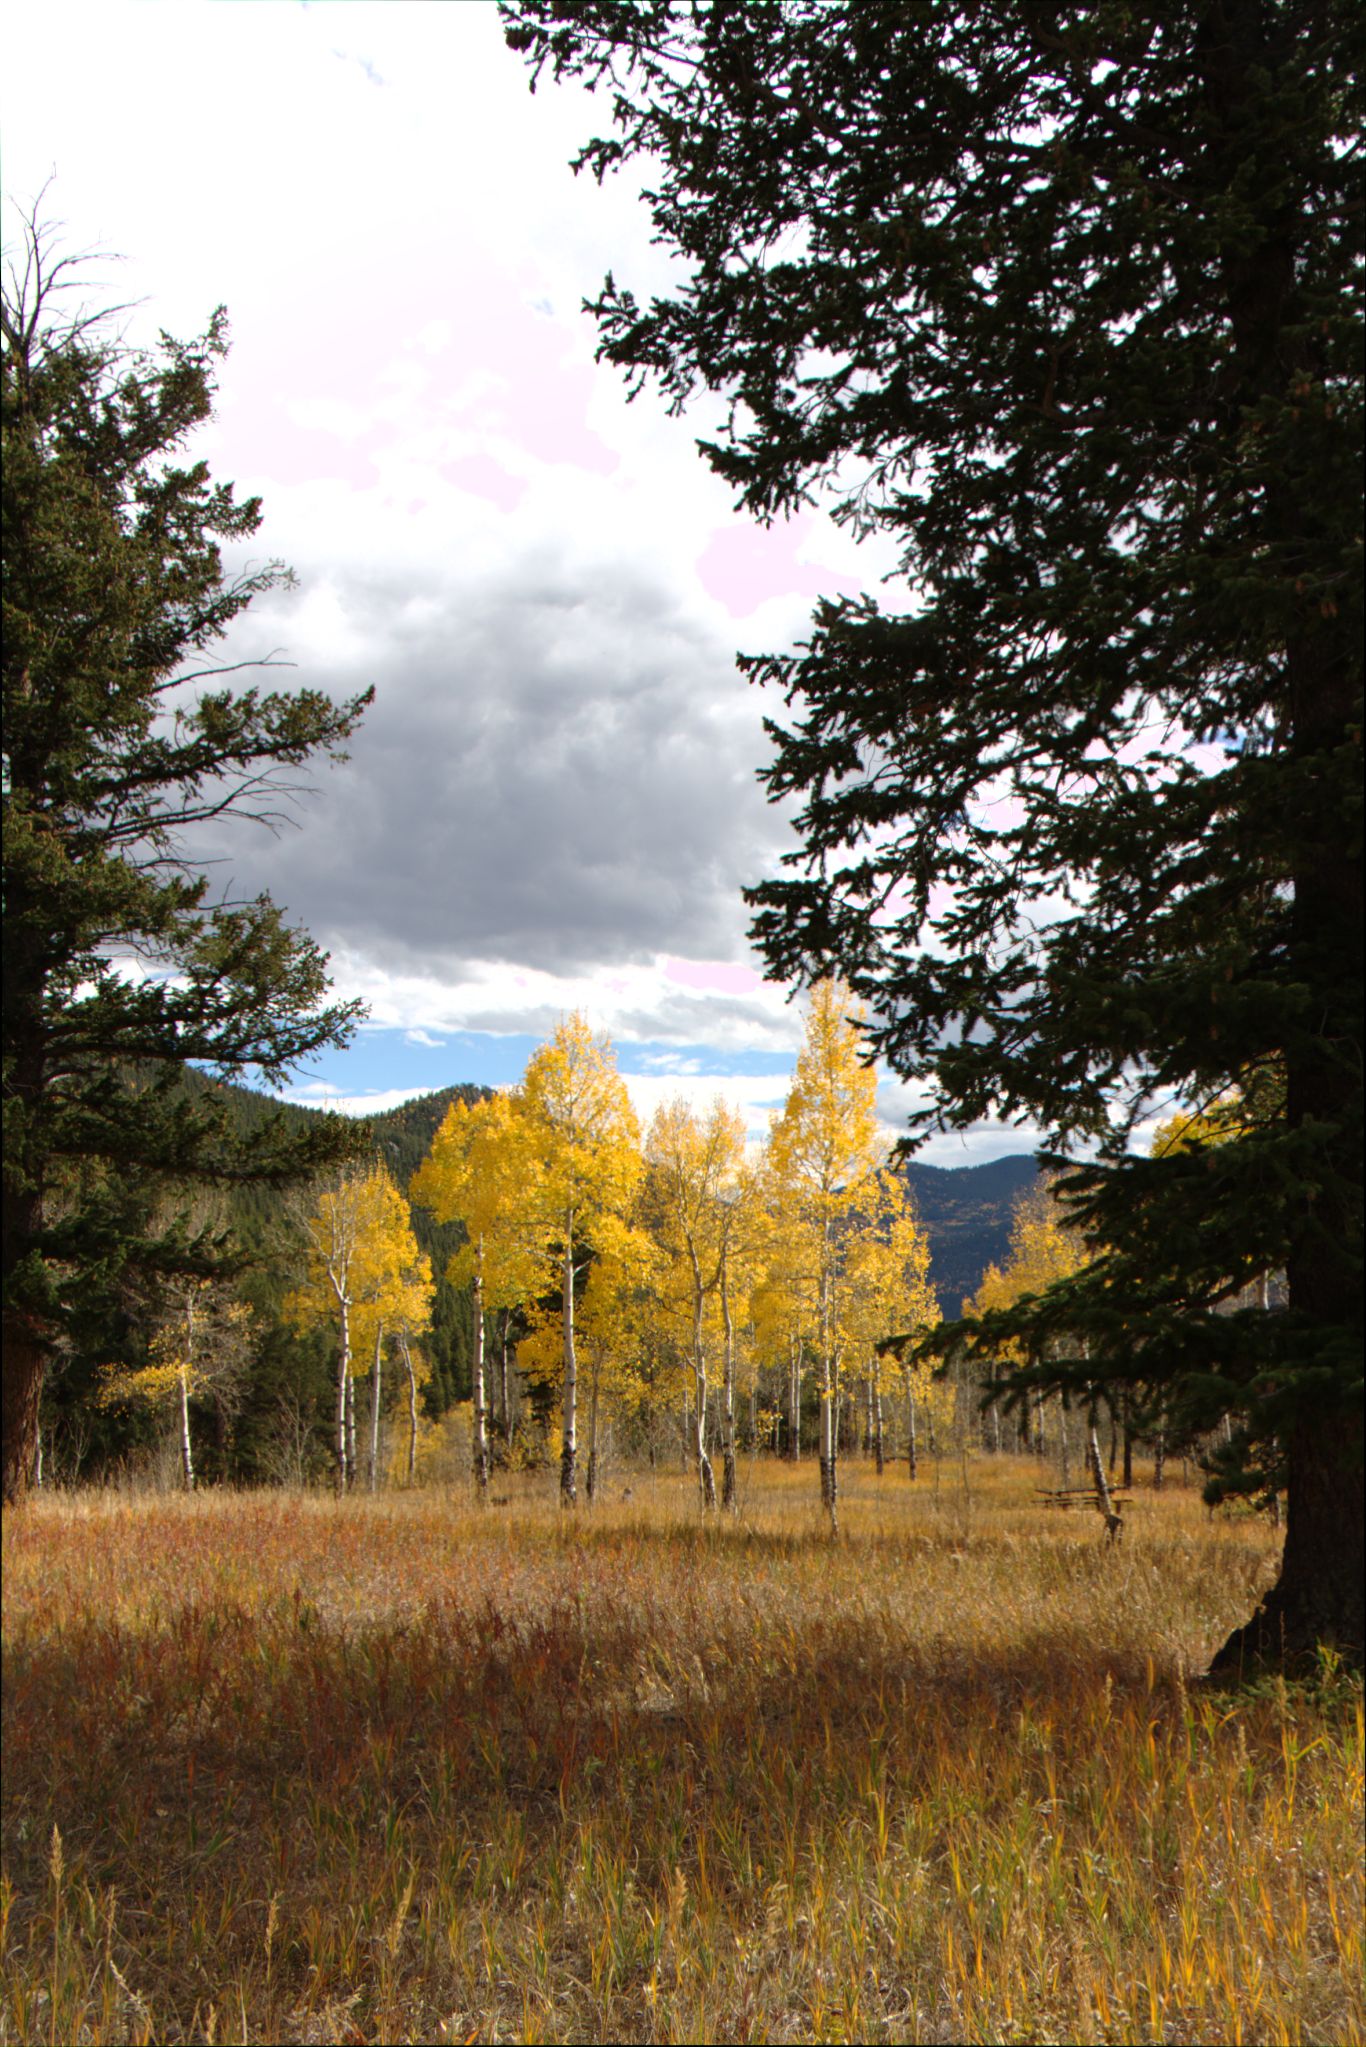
[895,1153,1040,1317]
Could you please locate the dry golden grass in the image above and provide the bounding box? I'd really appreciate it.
[2,1456,1361,2045]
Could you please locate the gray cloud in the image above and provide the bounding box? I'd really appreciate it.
[198,550,798,978]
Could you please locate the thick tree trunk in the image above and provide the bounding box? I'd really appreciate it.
[1211,1417,1362,1677]
[1202,76,1363,1671]
[560,1223,577,1506]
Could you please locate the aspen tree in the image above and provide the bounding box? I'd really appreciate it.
[514,1016,640,1505]
[349,1180,429,1493]
[968,1185,1089,1488]
[411,1093,541,1497]
[505,0,1363,1672]
[846,1171,938,1481]
[287,1167,417,1492]
[644,1098,748,1510]
[716,1163,764,1508]
[767,981,884,1533]
[97,1276,252,1489]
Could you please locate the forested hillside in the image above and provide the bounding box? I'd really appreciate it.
[897,1155,1040,1317]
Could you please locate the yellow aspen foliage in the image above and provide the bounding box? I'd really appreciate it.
[286,1167,428,1492]
[644,1096,749,1508]
[512,1014,641,1505]
[98,1278,253,1491]
[766,979,885,1529]
[410,1092,543,1492]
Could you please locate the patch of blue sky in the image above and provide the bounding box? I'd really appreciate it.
[245,1026,793,1110]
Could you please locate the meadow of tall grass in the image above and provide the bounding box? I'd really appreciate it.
[2,1456,1361,2045]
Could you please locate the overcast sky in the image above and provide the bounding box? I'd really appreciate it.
[4,1,1038,1164]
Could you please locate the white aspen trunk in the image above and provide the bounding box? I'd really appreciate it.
[560,1217,577,1505]
[586,1361,600,1504]
[874,1379,885,1476]
[33,1423,43,1490]
[1087,1399,1122,1540]
[402,1329,419,1483]
[820,1368,837,1532]
[788,1339,801,1460]
[499,1310,513,1443]
[720,1257,737,1512]
[689,1254,716,1511]
[179,1363,194,1492]
[471,1252,489,1499]
[367,1324,383,1493]
[335,1296,351,1493]
[819,1242,837,1534]
[345,1367,357,1488]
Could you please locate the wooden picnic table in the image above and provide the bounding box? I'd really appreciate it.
[1035,1488,1133,1509]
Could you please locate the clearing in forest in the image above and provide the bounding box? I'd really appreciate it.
[1,1459,1361,2045]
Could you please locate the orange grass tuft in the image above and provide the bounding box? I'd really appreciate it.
[2,1458,1361,2044]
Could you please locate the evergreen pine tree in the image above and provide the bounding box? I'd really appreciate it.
[504,0,1363,1667]
[2,214,372,1501]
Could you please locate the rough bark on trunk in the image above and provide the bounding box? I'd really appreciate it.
[1,1133,47,1504]
[560,1224,577,1506]
[1210,1408,1363,1673]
